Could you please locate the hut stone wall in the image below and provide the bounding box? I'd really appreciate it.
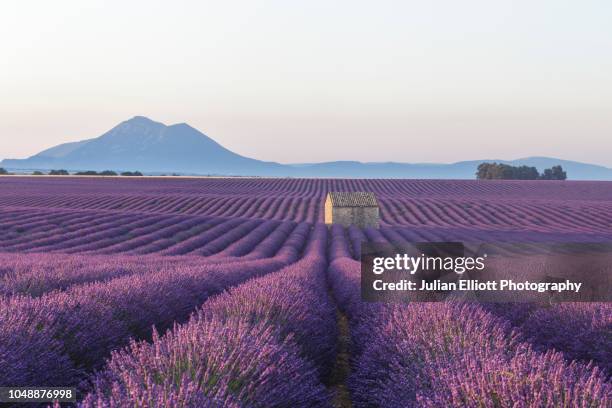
[324,192,379,228]
[332,206,379,228]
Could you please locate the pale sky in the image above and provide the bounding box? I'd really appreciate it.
[1,1,611,165]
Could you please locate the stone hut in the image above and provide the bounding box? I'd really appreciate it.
[325,192,379,228]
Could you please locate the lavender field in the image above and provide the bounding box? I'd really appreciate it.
[0,176,611,407]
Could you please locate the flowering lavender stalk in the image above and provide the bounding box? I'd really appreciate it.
[82,250,335,407]
[0,256,290,387]
[519,302,612,377]
[328,258,611,407]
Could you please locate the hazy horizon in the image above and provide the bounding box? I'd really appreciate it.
[1,1,611,166]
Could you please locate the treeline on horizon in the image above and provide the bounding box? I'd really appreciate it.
[476,163,567,180]
[0,165,570,180]
[0,168,143,177]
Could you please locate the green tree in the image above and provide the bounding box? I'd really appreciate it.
[477,163,565,180]
[514,165,539,180]
[476,163,526,180]
[476,163,492,179]
[540,165,567,180]
[551,165,567,180]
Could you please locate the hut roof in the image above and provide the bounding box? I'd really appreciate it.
[327,192,378,207]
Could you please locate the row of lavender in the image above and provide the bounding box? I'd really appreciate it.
[0,208,312,258]
[2,177,612,232]
[4,193,610,232]
[3,206,611,263]
[0,223,317,392]
[0,222,313,298]
[330,224,612,377]
[80,225,335,407]
[4,176,612,200]
[2,223,609,384]
[328,257,611,407]
[63,227,612,406]
[0,177,610,406]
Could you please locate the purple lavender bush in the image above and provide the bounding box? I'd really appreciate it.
[519,302,612,377]
[82,246,335,407]
[328,258,612,408]
[0,257,289,387]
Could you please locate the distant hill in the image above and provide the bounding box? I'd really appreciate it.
[448,158,612,181]
[2,116,285,175]
[286,159,612,180]
[3,116,612,180]
[36,139,94,158]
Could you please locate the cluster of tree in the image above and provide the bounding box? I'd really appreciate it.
[476,163,567,180]
[0,168,9,175]
[74,170,117,176]
[539,166,567,180]
[38,169,144,176]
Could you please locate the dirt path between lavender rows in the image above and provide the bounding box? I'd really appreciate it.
[324,287,353,408]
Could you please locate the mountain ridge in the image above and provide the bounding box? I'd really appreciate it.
[3,116,612,180]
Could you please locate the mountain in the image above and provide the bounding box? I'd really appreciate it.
[3,116,612,180]
[286,159,612,180]
[36,139,94,158]
[287,161,477,179]
[449,158,612,181]
[2,116,285,175]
